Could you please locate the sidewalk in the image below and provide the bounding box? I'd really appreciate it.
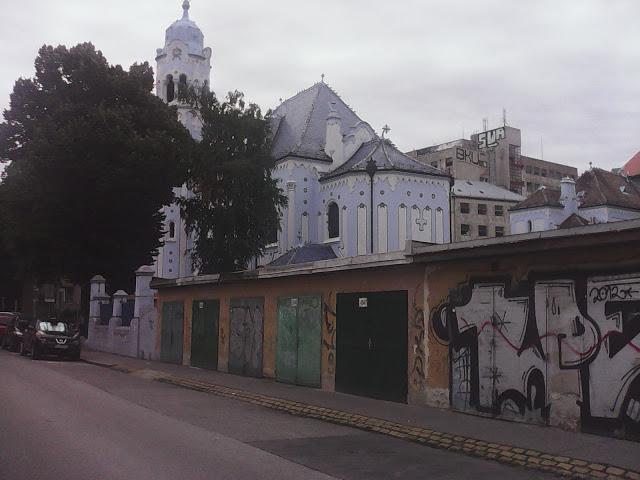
[81,349,640,480]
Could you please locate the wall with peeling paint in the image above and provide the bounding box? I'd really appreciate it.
[155,263,427,403]
[425,242,640,440]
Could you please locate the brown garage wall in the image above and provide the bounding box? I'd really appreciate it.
[155,262,427,403]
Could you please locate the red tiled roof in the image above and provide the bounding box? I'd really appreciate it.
[512,168,640,212]
[510,187,562,211]
[558,213,590,229]
[577,168,640,210]
[622,151,640,177]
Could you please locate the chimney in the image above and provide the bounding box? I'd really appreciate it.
[560,177,578,215]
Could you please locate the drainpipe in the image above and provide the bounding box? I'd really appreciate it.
[365,159,378,254]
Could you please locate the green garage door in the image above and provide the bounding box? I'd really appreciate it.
[191,299,219,370]
[276,295,322,387]
[161,300,184,364]
[335,291,408,403]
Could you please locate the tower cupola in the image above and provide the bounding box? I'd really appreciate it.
[155,0,212,113]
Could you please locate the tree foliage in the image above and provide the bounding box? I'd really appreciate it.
[0,43,192,286]
[177,89,286,274]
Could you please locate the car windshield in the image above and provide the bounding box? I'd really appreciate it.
[37,321,70,333]
[16,320,31,330]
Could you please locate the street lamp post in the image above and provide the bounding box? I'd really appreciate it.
[365,158,378,254]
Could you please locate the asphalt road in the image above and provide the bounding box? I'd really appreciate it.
[0,350,560,480]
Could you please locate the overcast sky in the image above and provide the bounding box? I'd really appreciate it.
[2,0,638,174]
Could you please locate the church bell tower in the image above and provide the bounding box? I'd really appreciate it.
[154,1,212,279]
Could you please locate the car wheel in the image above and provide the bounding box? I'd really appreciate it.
[70,351,81,361]
[10,339,19,353]
[30,344,39,360]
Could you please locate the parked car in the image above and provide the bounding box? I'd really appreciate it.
[0,312,16,345]
[2,314,33,352]
[20,318,82,360]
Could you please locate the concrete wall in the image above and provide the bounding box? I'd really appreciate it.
[86,267,158,360]
[155,261,429,403]
[424,240,640,439]
[153,221,640,440]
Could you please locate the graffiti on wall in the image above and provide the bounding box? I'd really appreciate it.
[410,284,426,389]
[323,292,337,376]
[455,148,483,166]
[430,273,640,439]
[477,127,506,149]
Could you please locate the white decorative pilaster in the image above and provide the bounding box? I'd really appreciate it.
[287,181,296,249]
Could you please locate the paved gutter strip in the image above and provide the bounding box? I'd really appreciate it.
[99,363,640,480]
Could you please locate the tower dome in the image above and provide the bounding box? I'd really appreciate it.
[155,0,212,107]
[164,0,204,55]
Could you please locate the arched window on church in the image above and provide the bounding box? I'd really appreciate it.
[168,221,176,240]
[178,74,188,98]
[527,220,533,232]
[166,74,175,102]
[327,202,339,239]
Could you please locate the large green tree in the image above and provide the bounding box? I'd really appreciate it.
[178,89,286,274]
[0,43,192,287]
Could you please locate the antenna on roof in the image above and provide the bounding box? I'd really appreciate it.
[540,138,544,160]
[502,108,507,126]
[482,117,488,132]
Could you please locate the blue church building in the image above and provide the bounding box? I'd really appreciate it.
[154,2,453,276]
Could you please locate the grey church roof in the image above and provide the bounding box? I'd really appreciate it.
[267,243,337,266]
[162,1,205,56]
[270,82,365,161]
[452,180,524,202]
[321,137,451,182]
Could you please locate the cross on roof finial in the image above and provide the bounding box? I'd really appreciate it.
[382,124,390,138]
[589,161,593,170]
[321,73,325,83]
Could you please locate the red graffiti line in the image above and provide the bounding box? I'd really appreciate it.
[459,317,640,356]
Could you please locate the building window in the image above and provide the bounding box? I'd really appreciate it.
[478,225,488,236]
[266,219,279,245]
[533,167,540,175]
[166,74,175,102]
[525,165,532,174]
[541,169,548,177]
[431,161,438,168]
[478,204,487,215]
[445,157,453,167]
[327,202,339,239]
[178,74,188,97]
[527,220,533,232]
[461,224,470,236]
[168,221,176,240]
[495,226,504,237]
[494,205,504,217]
[460,202,470,214]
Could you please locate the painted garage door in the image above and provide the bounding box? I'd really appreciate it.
[335,291,408,403]
[229,297,264,378]
[161,300,184,365]
[191,299,219,371]
[276,295,322,387]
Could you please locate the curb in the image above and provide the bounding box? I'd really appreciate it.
[92,362,640,480]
